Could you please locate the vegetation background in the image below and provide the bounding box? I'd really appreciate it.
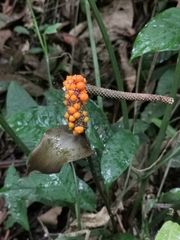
[0,0,180,239]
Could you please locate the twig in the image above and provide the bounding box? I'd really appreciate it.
[87,156,117,233]
[86,84,174,104]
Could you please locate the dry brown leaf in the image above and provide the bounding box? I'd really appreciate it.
[70,207,110,230]
[0,50,23,74]
[38,207,62,226]
[2,0,13,14]
[0,74,44,96]
[0,30,12,53]
[0,196,8,225]
[118,42,136,92]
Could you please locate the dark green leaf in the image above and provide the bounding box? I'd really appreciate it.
[3,166,29,230]
[152,118,176,137]
[156,67,177,95]
[28,47,43,54]
[85,100,114,149]
[131,8,180,60]
[141,103,166,123]
[101,129,139,191]
[0,164,96,229]
[160,188,180,204]
[44,23,62,35]
[155,221,180,240]
[13,26,30,35]
[7,106,59,150]
[107,233,139,240]
[112,119,149,134]
[6,81,37,117]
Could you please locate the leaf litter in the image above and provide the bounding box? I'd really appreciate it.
[0,0,179,240]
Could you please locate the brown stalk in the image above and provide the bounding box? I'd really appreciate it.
[86,84,174,105]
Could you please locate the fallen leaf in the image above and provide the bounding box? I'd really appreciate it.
[2,0,13,14]
[70,207,110,230]
[118,41,136,92]
[38,206,62,226]
[0,74,44,96]
[0,30,12,53]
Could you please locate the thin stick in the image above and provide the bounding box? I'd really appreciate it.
[87,156,117,233]
[86,84,174,104]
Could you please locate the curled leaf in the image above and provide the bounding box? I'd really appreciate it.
[28,125,94,174]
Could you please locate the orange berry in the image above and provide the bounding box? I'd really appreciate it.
[74,126,84,134]
[73,130,78,135]
[68,106,76,114]
[76,75,84,83]
[84,117,89,123]
[66,119,68,123]
[76,82,86,90]
[83,111,87,116]
[64,112,69,119]
[70,94,77,102]
[74,103,81,110]
[69,115,76,122]
[65,84,70,90]
[68,90,74,95]
[68,122,74,129]
[63,100,67,105]
[69,83,76,90]
[65,94,70,99]
[63,81,67,86]
[80,93,88,101]
[73,112,81,119]
[83,101,87,106]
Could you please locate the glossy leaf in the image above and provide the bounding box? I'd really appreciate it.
[6,81,37,117]
[156,67,178,95]
[0,164,96,229]
[155,221,180,240]
[101,129,139,191]
[160,188,180,204]
[28,125,94,174]
[131,8,180,60]
[6,106,60,150]
[141,103,166,123]
[85,100,114,149]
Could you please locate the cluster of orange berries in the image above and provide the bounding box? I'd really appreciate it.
[63,75,89,134]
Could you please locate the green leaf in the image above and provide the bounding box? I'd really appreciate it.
[155,221,180,240]
[6,81,37,117]
[3,166,29,230]
[28,47,43,54]
[106,233,139,240]
[44,23,62,35]
[141,103,166,123]
[6,106,59,150]
[156,67,177,95]
[160,188,180,204]
[112,119,149,134]
[0,164,96,229]
[131,8,180,60]
[13,26,30,35]
[152,118,176,137]
[101,129,139,191]
[85,100,114,149]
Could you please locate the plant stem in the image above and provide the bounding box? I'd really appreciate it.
[26,0,53,89]
[87,0,129,129]
[0,113,30,156]
[87,156,117,232]
[85,0,103,110]
[70,163,81,230]
[129,50,180,222]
